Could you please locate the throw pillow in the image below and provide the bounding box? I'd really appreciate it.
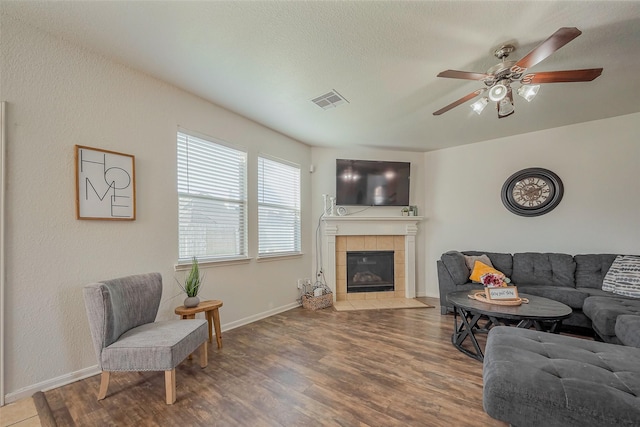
[603,255,640,298]
[464,254,494,273]
[602,256,620,293]
[469,261,506,283]
[441,251,470,286]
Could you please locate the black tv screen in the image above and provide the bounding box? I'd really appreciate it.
[336,159,410,206]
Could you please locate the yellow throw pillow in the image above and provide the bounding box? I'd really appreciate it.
[469,261,505,283]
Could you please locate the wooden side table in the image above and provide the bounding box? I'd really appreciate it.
[175,300,223,349]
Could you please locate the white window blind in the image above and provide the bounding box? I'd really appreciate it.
[258,156,301,256]
[177,131,247,261]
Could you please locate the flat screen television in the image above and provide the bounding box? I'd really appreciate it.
[336,159,410,206]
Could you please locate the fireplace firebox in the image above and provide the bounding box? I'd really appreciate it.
[346,251,394,293]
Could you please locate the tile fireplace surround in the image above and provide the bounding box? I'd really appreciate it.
[322,216,423,301]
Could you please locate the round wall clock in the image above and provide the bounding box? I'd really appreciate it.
[501,168,564,217]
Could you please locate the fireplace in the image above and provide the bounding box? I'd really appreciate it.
[333,236,404,300]
[347,251,394,293]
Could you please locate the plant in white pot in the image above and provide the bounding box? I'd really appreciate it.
[177,257,204,308]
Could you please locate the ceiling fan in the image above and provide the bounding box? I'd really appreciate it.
[433,27,603,119]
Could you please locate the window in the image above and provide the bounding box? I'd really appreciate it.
[177,131,247,262]
[258,156,301,256]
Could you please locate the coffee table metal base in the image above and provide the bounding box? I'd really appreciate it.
[452,305,564,362]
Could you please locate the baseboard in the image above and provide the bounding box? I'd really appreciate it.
[2,301,302,404]
[4,365,100,404]
[220,301,301,331]
[416,291,439,298]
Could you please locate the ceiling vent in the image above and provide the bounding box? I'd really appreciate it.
[311,90,349,110]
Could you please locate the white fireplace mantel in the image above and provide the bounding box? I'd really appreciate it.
[322,216,423,300]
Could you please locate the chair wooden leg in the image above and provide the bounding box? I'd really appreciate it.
[97,371,110,400]
[165,369,176,404]
[200,341,208,368]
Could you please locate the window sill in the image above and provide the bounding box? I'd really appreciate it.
[174,256,252,271]
[256,253,303,263]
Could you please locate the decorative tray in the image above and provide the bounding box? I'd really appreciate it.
[468,291,529,306]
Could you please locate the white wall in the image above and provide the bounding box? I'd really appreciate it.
[310,147,427,296]
[423,113,640,297]
[1,15,312,400]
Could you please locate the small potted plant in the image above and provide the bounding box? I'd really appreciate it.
[401,207,410,216]
[177,257,204,308]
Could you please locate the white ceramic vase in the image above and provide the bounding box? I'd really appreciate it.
[184,296,200,308]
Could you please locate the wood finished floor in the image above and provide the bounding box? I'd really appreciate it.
[42,298,506,426]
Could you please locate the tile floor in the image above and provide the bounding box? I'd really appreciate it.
[333,297,432,311]
[0,398,41,427]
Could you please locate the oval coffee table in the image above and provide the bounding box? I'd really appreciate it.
[446,290,572,361]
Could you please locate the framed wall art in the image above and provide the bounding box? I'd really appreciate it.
[75,145,136,220]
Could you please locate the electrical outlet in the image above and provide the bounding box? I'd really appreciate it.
[297,279,304,289]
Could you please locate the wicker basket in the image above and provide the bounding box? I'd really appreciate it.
[301,293,333,310]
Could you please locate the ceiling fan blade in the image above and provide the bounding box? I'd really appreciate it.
[523,68,603,84]
[437,70,492,81]
[433,89,486,116]
[513,27,582,72]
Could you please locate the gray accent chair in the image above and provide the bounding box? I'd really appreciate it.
[83,272,208,404]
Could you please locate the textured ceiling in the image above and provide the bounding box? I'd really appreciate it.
[3,1,640,152]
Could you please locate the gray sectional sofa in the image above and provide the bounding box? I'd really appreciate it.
[436,251,640,426]
[437,250,638,337]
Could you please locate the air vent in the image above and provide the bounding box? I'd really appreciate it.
[311,90,349,110]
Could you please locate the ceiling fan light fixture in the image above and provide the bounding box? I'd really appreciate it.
[470,97,489,115]
[488,83,508,102]
[498,98,514,116]
[498,88,515,118]
[517,84,540,102]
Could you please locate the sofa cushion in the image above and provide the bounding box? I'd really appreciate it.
[574,254,617,289]
[583,296,640,337]
[101,319,208,371]
[517,286,588,310]
[511,253,576,287]
[576,287,617,298]
[440,251,469,286]
[463,251,513,277]
[483,327,640,427]
[616,315,640,348]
